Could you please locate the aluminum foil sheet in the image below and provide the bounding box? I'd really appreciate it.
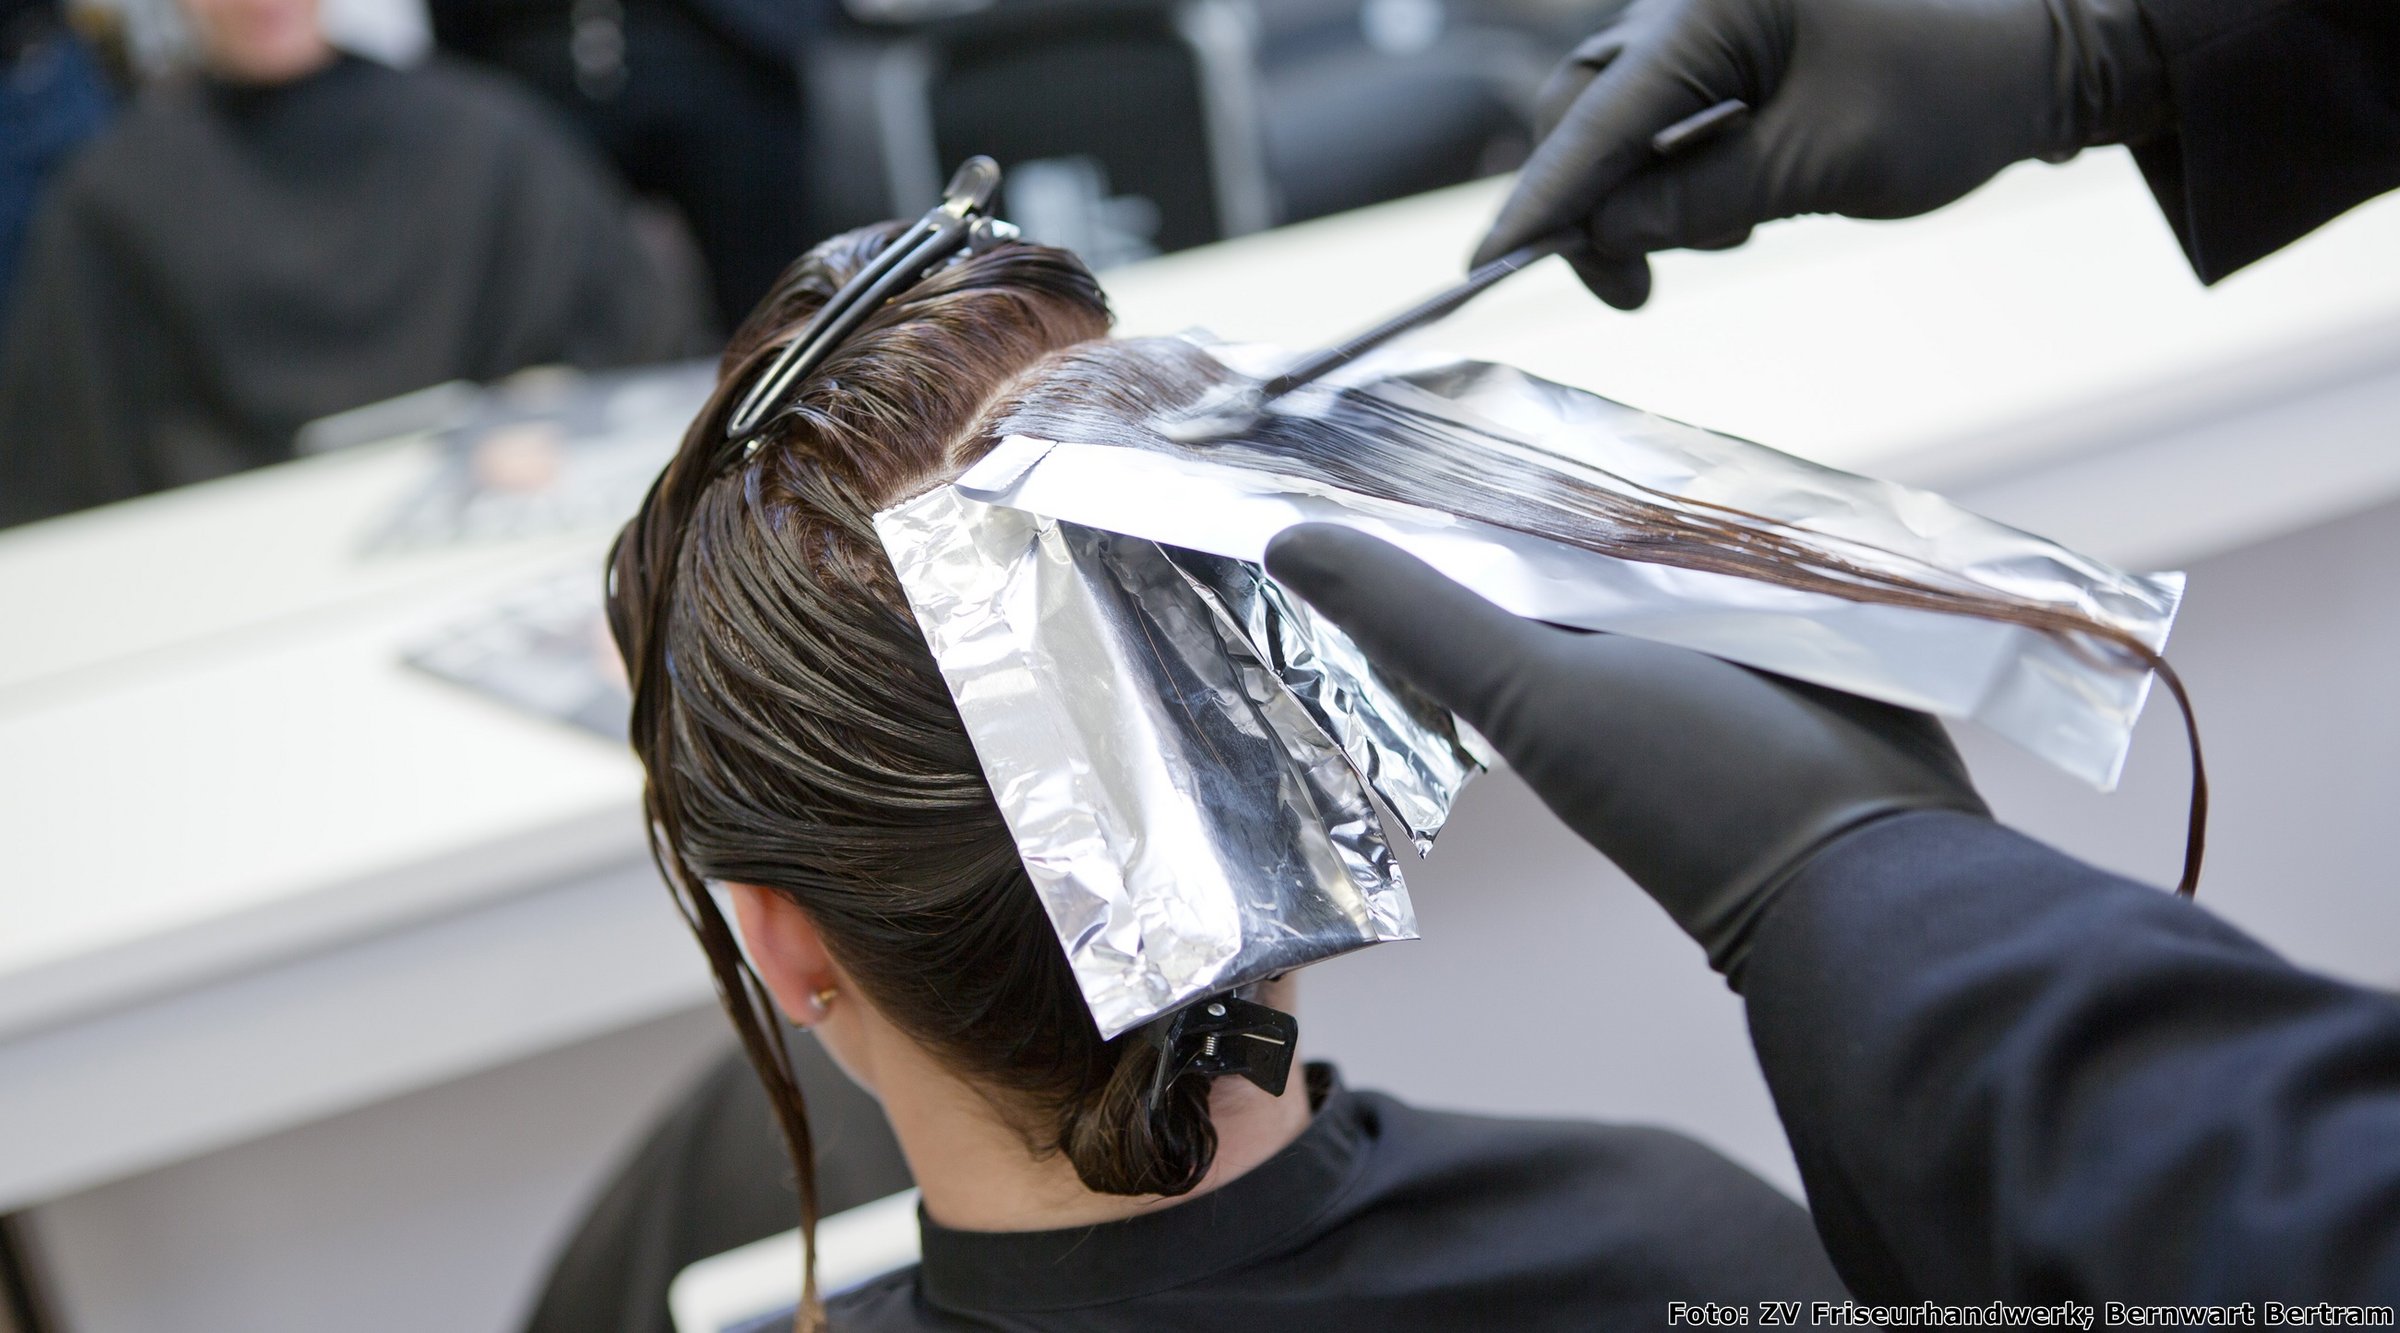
[957,338,2185,791]
[1159,546,1490,853]
[876,486,1472,1039]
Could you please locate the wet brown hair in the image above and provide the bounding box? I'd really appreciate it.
[608,225,2203,1329]
[607,227,1225,1331]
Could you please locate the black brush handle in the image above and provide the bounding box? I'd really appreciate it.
[1256,233,1573,401]
[1253,97,1751,409]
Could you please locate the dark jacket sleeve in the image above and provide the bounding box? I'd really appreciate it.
[1740,809,2400,1305]
[2130,0,2400,282]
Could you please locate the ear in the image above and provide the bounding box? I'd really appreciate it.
[727,883,837,1027]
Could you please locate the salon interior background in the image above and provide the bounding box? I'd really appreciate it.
[5,0,2400,1329]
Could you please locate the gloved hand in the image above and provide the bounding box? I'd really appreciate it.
[1478,0,2171,308]
[1264,524,1989,981]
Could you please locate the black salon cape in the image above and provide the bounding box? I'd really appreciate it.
[2132,0,2400,282]
[1742,812,2400,1304]
[0,54,702,528]
[820,1066,1847,1331]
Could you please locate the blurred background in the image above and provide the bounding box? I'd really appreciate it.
[3,0,2399,1329]
[0,0,1593,530]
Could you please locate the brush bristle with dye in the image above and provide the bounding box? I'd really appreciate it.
[1159,382,1267,444]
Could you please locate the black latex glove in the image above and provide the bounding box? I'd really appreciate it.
[1265,524,1990,981]
[1477,0,2171,308]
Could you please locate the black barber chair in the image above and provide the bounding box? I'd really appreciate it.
[1252,0,1565,224]
[788,0,1651,262]
[519,1034,911,1333]
[800,1,1607,264]
[799,0,1272,267]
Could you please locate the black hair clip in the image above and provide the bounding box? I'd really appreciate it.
[1144,993,1299,1115]
[719,155,1019,459]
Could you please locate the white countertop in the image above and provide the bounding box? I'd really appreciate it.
[5,148,2398,1205]
[0,447,643,1037]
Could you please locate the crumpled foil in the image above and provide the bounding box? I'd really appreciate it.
[958,339,2184,791]
[1158,546,1489,853]
[876,486,1477,1039]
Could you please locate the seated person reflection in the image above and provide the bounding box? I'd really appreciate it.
[604,228,1849,1331]
[0,0,704,528]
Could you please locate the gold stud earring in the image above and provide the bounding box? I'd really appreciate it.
[812,985,838,1016]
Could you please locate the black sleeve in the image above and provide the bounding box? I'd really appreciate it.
[1739,809,2400,1304]
[2129,0,2400,282]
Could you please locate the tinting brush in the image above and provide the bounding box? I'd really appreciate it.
[1164,96,1752,445]
[1161,232,1574,443]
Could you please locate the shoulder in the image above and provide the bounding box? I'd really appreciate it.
[1354,1088,1777,1189]
[823,1265,973,1332]
[323,56,631,218]
[41,78,198,217]
[1344,1090,1841,1291]
[386,55,518,111]
[382,56,590,158]
[708,1269,943,1333]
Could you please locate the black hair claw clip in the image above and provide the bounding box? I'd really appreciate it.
[720,155,1019,458]
[1145,994,1299,1115]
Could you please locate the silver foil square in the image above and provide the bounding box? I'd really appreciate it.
[876,487,1468,1039]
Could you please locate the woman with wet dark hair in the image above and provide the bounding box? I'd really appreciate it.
[605,225,1854,1331]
